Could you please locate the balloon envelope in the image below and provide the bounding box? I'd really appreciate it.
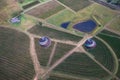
[39,36,51,47]
[84,39,96,49]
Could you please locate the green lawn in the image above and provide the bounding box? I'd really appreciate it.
[46,9,75,27]
[58,0,92,12]
[0,27,35,80]
[28,24,82,42]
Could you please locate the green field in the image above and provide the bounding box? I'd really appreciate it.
[50,43,75,65]
[26,0,65,19]
[116,62,120,78]
[107,16,120,33]
[0,27,35,80]
[34,38,55,66]
[10,14,36,30]
[18,0,36,6]
[34,38,75,66]
[53,53,110,79]
[28,24,82,42]
[58,0,92,12]
[76,3,118,25]
[87,38,116,72]
[48,75,73,80]
[46,9,75,27]
[97,33,120,59]
[100,30,120,38]
[39,5,65,19]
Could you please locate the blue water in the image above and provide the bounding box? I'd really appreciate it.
[61,21,71,29]
[73,20,97,33]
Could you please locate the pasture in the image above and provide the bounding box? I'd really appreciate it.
[97,33,120,59]
[107,16,120,33]
[34,38,55,66]
[116,62,120,78]
[53,52,110,79]
[26,0,65,19]
[87,38,116,72]
[58,0,92,12]
[100,30,120,38]
[28,24,82,42]
[46,9,75,27]
[34,38,75,66]
[0,27,35,80]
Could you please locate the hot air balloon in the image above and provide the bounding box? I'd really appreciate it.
[84,38,96,49]
[39,36,51,47]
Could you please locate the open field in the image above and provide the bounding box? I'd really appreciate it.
[53,52,110,79]
[77,3,119,25]
[28,24,82,42]
[116,62,120,78]
[26,0,65,19]
[34,38,75,66]
[22,1,40,9]
[58,0,92,12]
[18,0,36,6]
[107,16,120,33]
[100,30,120,38]
[87,38,116,72]
[47,3,118,36]
[48,75,73,80]
[46,9,75,27]
[0,0,21,25]
[0,0,7,10]
[50,43,75,65]
[97,33,120,59]
[34,38,55,66]
[10,14,36,31]
[0,27,35,80]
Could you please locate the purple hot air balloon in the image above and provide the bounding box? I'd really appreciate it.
[84,38,96,49]
[39,36,51,47]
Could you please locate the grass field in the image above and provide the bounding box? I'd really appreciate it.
[0,0,21,25]
[28,24,82,42]
[48,75,73,80]
[116,62,120,78]
[77,3,118,25]
[18,0,36,6]
[26,0,65,19]
[50,43,75,65]
[34,38,75,66]
[53,53,110,79]
[87,38,116,72]
[46,9,75,27]
[10,14,36,31]
[107,16,120,33]
[0,27,35,80]
[100,30,120,38]
[97,33,120,59]
[58,0,92,12]
[34,38,55,66]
